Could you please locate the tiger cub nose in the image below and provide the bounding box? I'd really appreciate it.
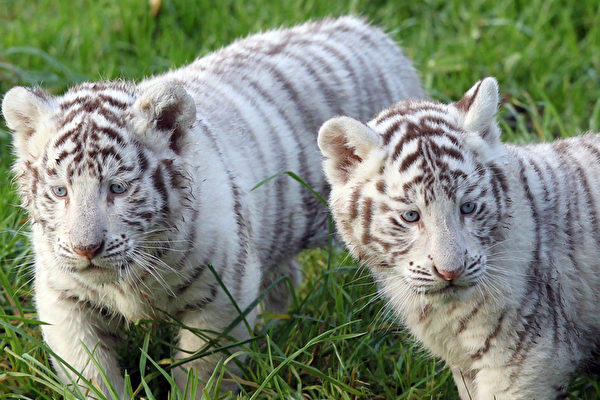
[73,241,104,260]
[432,264,465,281]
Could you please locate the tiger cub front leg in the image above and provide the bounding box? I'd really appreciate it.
[174,303,257,397]
[36,285,124,398]
[473,366,570,400]
[451,367,477,400]
[173,259,261,397]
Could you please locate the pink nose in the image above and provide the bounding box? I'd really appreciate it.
[73,242,103,260]
[433,265,465,281]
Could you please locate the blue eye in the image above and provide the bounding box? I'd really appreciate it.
[460,202,476,215]
[52,186,68,198]
[110,183,127,194]
[401,210,420,223]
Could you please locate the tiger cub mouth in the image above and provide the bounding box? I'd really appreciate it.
[422,280,477,296]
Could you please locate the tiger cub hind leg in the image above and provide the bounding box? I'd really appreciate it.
[260,258,301,318]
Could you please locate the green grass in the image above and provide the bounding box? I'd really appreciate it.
[1,0,600,398]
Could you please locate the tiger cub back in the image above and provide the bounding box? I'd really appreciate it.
[2,17,425,397]
[318,77,600,399]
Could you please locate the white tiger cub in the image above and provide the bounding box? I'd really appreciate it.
[2,17,425,398]
[318,77,600,399]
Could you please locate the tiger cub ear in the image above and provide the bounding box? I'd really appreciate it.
[454,77,501,148]
[134,81,196,154]
[2,86,56,160]
[318,116,381,185]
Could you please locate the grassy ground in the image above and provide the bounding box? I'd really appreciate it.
[1,0,599,398]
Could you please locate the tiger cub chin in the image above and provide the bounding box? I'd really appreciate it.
[318,77,600,399]
[2,17,425,398]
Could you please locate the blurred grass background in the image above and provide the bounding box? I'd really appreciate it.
[1,0,599,398]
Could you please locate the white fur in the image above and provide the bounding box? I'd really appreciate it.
[3,17,426,399]
[320,78,600,399]
[2,87,56,160]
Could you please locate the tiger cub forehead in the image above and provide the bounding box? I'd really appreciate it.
[319,78,502,213]
[41,83,140,183]
[50,82,137,138]
[368,100,483,204]
[6,79,197,186]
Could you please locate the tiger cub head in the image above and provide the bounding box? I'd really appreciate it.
[2,81,196,284]
[318,77,509,305]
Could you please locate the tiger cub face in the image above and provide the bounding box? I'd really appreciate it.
[3,81,196,284]
[319,78,509,304]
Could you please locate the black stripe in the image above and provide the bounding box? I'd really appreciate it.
[349,187,362,221]
[398,148,422,172]
[151,165,169,217]
[230,178,250,296]
[174,264,208,296]
[215,71,290,263]
[526,156,561,346]
[392,121,461,157]
[325,25,394,105]
[180,285,218,312]
[206,55,319,250]
[92,121,126,146]
[361,197,374,245]
[508,154,544,383]
[53,120,84,148]
[470,311,505,360]
[189,77,266,183]
[555,142,600,244]
[375,103,446,126]
[195,119,251,298]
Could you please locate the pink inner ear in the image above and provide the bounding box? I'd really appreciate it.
[17,113,37,138]
[337,142,363,181]
[341,150,362,170]
[454,80,483,113]
[3,88,51,139]
[345,150,363,164]
[155,102,181,132]
[153,102,186,154]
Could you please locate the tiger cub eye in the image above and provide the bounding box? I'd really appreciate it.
[52,186,68,198]
[460,202,476,215]
[110,183,127,194]
[401,210,420,223]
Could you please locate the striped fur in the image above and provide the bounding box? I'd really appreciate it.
[2,17,425,398]
[318,77,600,399]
